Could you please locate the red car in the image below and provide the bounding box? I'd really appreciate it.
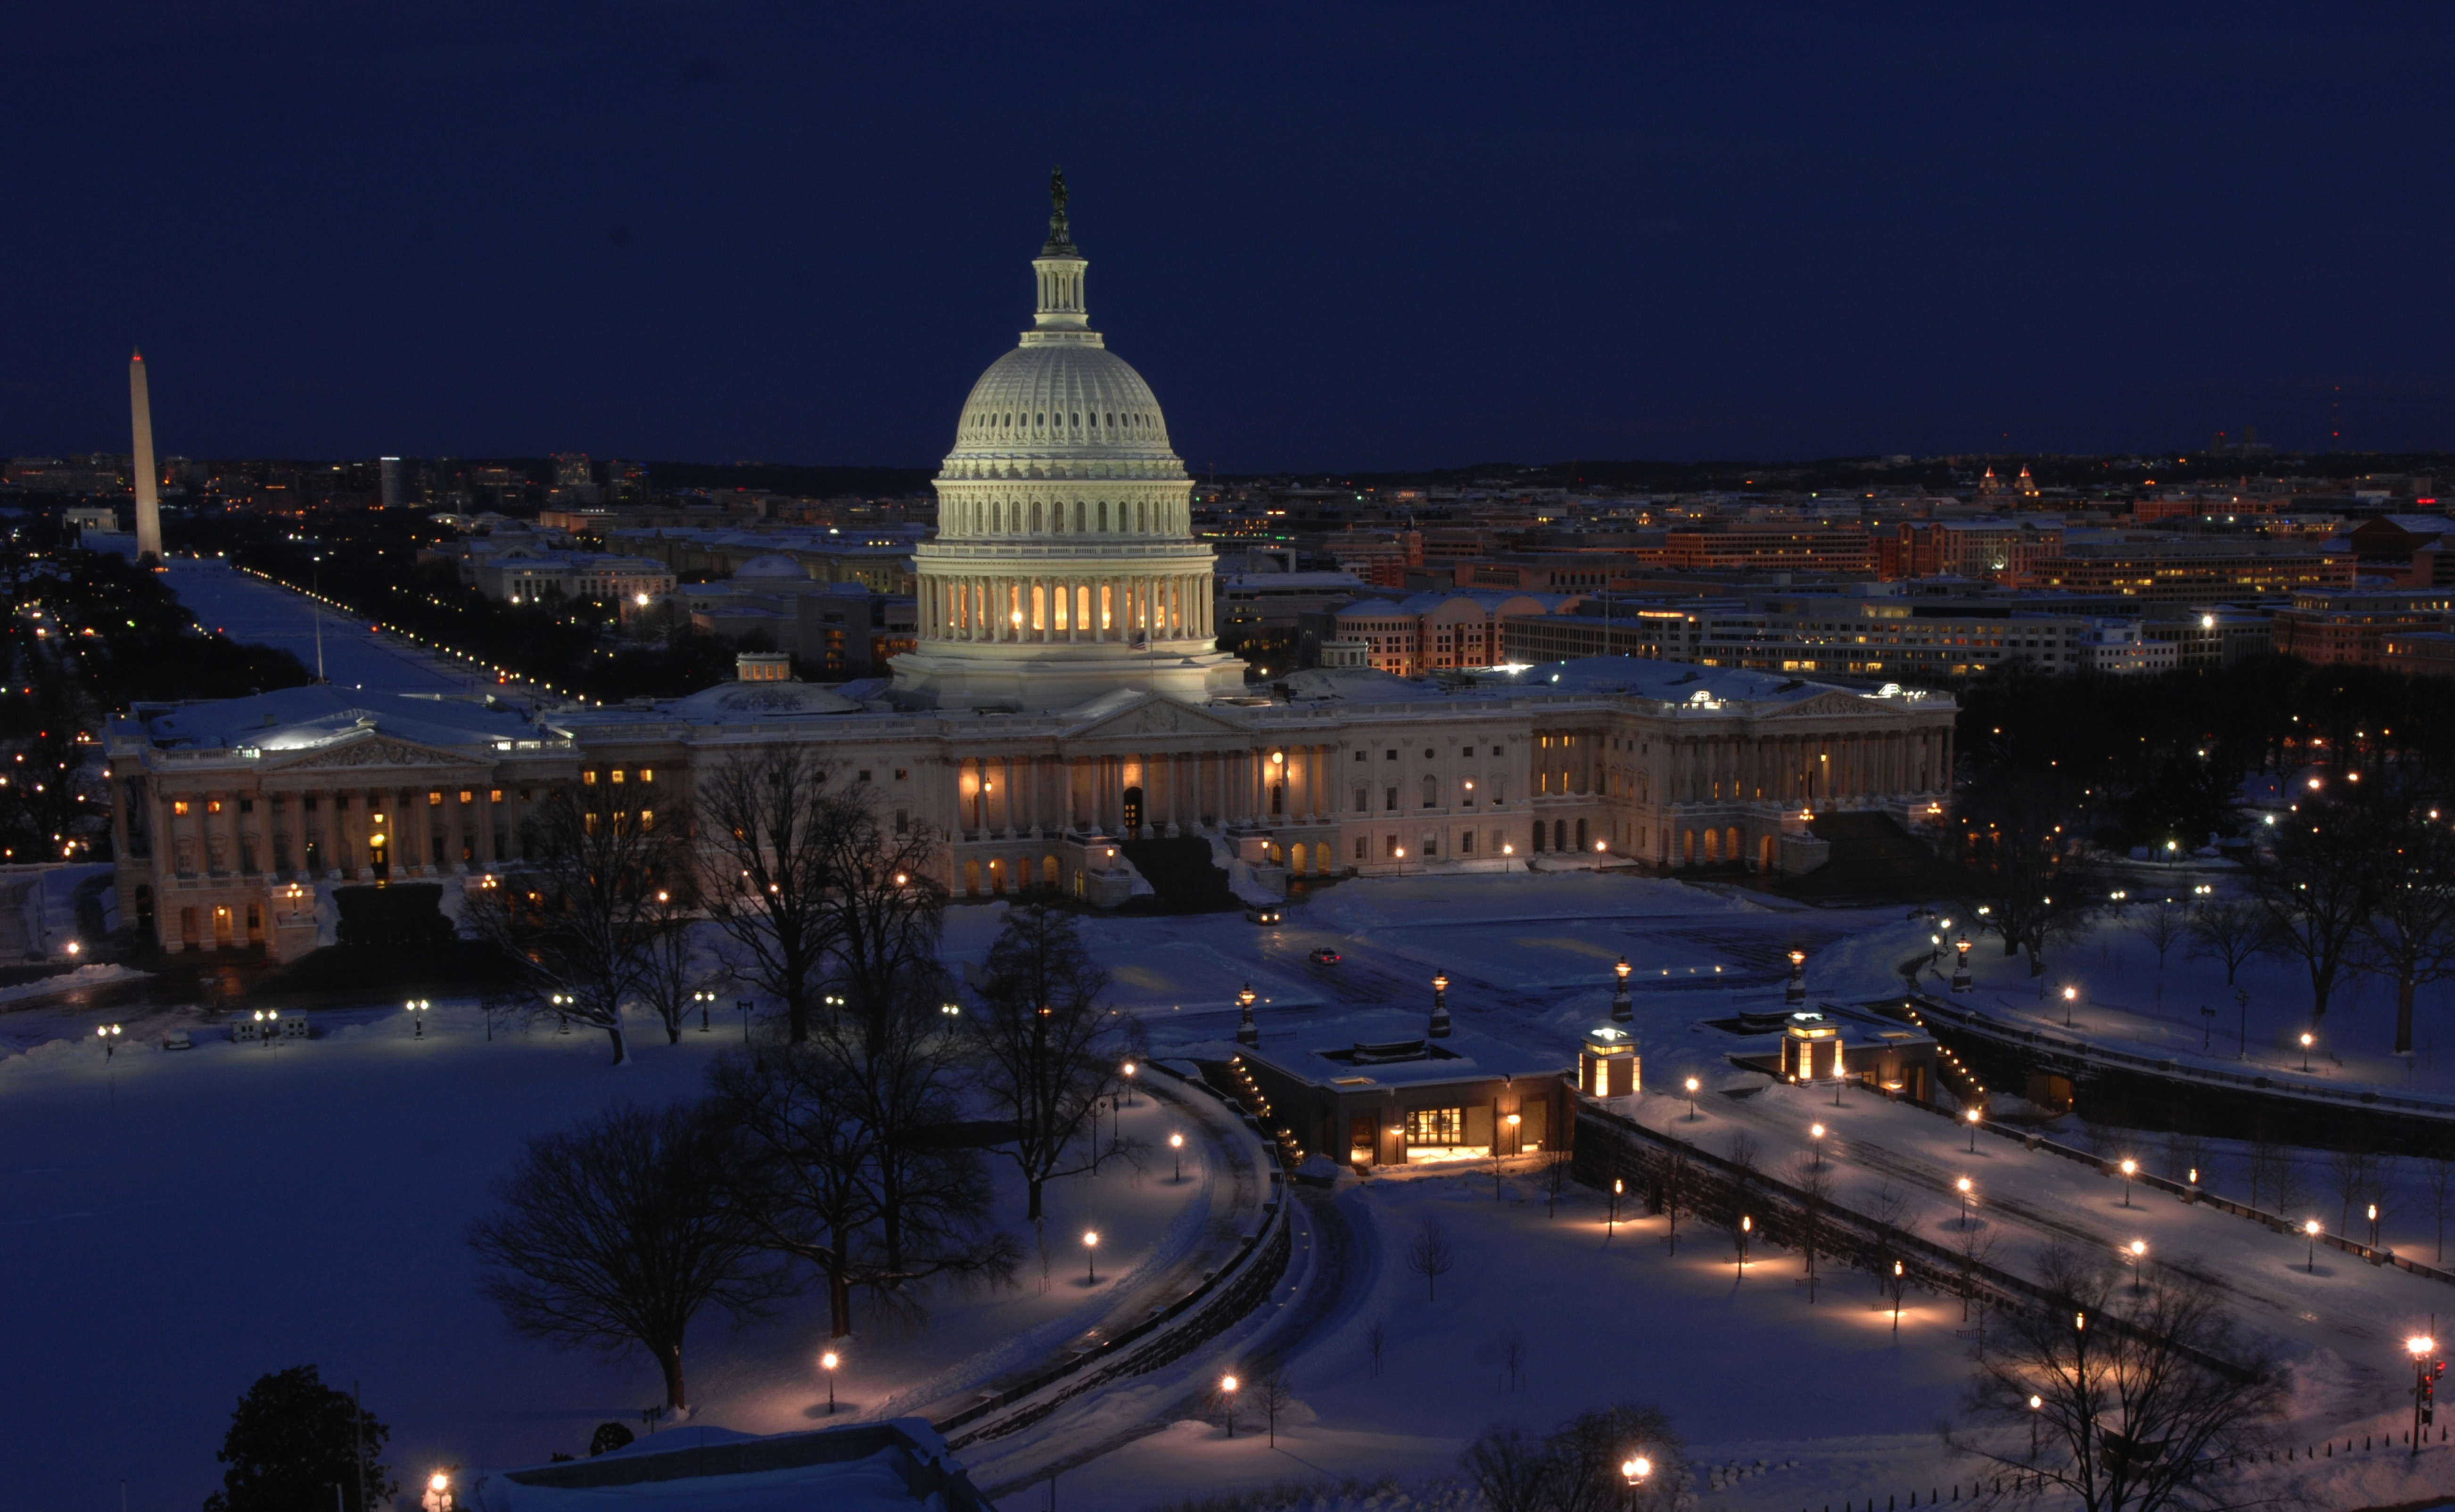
[1309,946,1341,965]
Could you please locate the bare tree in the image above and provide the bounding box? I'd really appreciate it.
[1407,1216,1455,1301]
[1365,1318,1387,1377]
[1544,1147,1570,1218]
[634,873,711,1046]
[1499,1332,1528,1392]
[1462,1423,1553,1512]
[467,782,675,1064]
[699,747,844,1044]
[2355,796,2455,1054]
[2184,896,2268,987]
[2268,1146,2309,1226]
[1953,1246,2282,1512]
[2249,793,2378,1027]
[1255,1364,1295,1445]
[1866,1182,1917,1335]
[1790,1152,1832,1304]
[1545,1401,1686,1512]
[706,1045,876,1337]
[1661,1142,1690,1257]
[2325,1147,2380,1236]
[1954,1216,1998,1323]
[468,1101,790,1410]
[968,904,1121,1221]
[2142,897,2185,970]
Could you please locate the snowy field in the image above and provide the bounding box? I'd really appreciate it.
[10,857,2455,1510]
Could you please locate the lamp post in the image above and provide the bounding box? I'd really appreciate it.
[1683,1076,1699,1121]
[551,992,570,1035]
[1786,949,1807,1005]
[2370,1203,2381,1250]
[424,1471,453,1512]
[405,998,430,1037]
[1219,1374,1239,1438]
[2062,985,2077,1028]
[2301,1031,2315,1073]
[1236,982,1259,1047]
[1170,1130,1185,1182]
[1623,1453,1653,1510]
[1430,970,1451,1040]
[2126,1238,2146,1293]
[1083,1230,1099,1284]
[1737,1213,1751,1274]
[1612,955,1633,1024]
[694,988,715,1034]
[1965,1106,1982,1151]
[1610,1176,1623,1231]
[1810,1123,1825,1169]
[736,997,752,1042]
[1121,1060,1138,1106]
[2199,1004,2214,1049]
[1952,938,1972,992]
[820,1350,838,1414]
[2028,1394,2043,1460]
[2119,1158,2137,1208]
[2410,1335,2439,1457]
[2237,987,2249,1058]
[2307,1218,2322,1272]
[1957,1176,1974,1229]
[95,1022,122,1059]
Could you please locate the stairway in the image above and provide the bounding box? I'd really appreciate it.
[1117,836,1242,915]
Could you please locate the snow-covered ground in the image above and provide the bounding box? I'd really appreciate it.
[12,868,2455,1511]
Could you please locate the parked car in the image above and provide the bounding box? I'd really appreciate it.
[1244,904,1283,925]
[1309,946,1342,965]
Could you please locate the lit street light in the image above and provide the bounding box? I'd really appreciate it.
[2307,1217,2323,1272]
[1737,1213,1752,1274]
[693,988,716,1033]
[1964,1106,1982,1151]
[2119,1158,2137,1207]
[2062,985,2077,1027]
[1219,1373,1239,1438]
[2301,1031,2315,1073]
[1623,1454,1652,1490]
[2126,1238,2146,1292]
[422,1471,453,1512]
[2409,1335,2439,1458]
[820,1349,839,1414]
[1083,1229,1100,1284]
[405,998,430,1038]
[1169,1130,1186,1182]
[1810,1123,1826,1168]
[1957,1176,1974,1229]
[1610,1176,1623,1231]
[2028,1394,2043,1460]
[1683,1076,1699,1121]
[2370,1202,2381,1251]
[1120,1059,1138,1106]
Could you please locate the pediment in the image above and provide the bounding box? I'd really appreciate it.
[1761,690,1890,721]
[263,733,494,772]
[1064,694,1252,740]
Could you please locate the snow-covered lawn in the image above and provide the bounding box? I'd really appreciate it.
[0,999,1226,1512]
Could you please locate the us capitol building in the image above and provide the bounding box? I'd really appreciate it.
[103,183,1958,959]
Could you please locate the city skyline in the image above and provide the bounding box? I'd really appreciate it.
[9,7,2455,468]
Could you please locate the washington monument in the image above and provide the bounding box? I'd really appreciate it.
[130,350,162,562]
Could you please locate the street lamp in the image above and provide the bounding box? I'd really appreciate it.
[1236,982,1259,1047]
[425,1471,453,1512]
[550,992,570,1035]
[1623,1454,1652,1487]
[405,998,430,1037]
[2028,1394,2043,1460]
[1219,1374,1239,1438]
[1957,1176,1974,1229]
[1683,1076,1699,1121]
[2371,1203,2381,1250]
[2307,1217,2323,1272]
[693,988,716,1033]
[1083,1230,1099,1284]
[1965,1106,1982,1151]
[1810,1123,1825,1169]
[2062,985,2077,1027]
[2118,1158,2137,1207]
[1737,1213,1752,1273]
[1786,949,1807,1005]
[1610,1176,1623,1231]
[737,997,753,1042]
[2301,1031,2315,1073]
[2409,1336,2439,1458]
[95,1022,122,1059]
[1612,955,1634,1024]
[820,1349,839,1414]
[1121,1060,1138,1106]
[2126,1238,2146,1292]
[1170,1130,1186,1182]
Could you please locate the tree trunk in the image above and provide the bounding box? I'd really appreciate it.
[2397,973,2417,1056]
[665,1017,682,1045]
[607,1022,630,1066]
[828,1262,853,1338]
[1025,1175,1044,1222]
[659,1343,686,1410]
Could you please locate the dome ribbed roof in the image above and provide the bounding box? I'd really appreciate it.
[947,344,1175,460]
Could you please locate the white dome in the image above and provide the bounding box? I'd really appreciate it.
[949,344,1176,463]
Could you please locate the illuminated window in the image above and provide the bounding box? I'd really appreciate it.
[428,791,443,805]
[489,789,502,803]
[611,770,626,784]
[173,800,190,816]
[1404,1108,1464,1145]
[207,800,223,814]
[637,769,653,784]
[583,771,598,785]
[459,789,473,804]
[639,809,655,831]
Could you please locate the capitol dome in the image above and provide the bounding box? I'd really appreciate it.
[890,171,1245,713]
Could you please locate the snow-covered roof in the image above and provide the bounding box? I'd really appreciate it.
[471,1419,987,1512]
[128,685,538,753]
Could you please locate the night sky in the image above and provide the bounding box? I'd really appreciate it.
[11,4,2455,471]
